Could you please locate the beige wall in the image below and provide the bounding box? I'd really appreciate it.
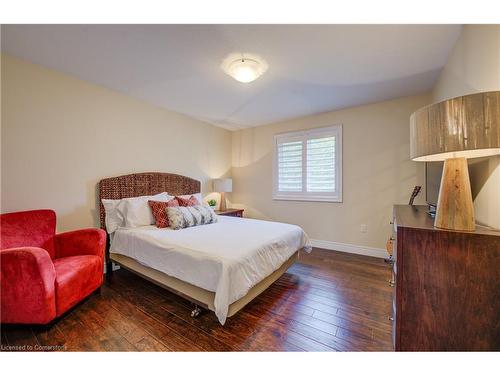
[3,25,497,249]
[1,54,232,231]
[433,25,500,229]
[231,94,430,251]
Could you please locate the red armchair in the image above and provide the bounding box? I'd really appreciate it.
[0,210,106,324]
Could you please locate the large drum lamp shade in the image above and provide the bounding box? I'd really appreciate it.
[410,91,500,162]
[410,91,500,231]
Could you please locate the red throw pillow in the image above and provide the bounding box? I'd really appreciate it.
[176,195,199,207]
[148,199,179,228]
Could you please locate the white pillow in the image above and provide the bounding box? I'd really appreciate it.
[102,199,124,234]
[101,192,171,233]
[118,192,172,228]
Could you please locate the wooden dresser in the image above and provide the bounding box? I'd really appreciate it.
[391,205,500,351]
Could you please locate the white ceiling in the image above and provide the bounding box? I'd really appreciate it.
[1,25,461,130]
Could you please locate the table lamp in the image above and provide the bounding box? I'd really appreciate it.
[213,178,232,211]
[410,91,500,231]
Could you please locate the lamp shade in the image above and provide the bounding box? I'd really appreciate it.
[213,178,232,193]
[410,91,500,162]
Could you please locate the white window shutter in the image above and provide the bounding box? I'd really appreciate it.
[277,140,303,192]
[273,125,342,202]
[306,136,335,192]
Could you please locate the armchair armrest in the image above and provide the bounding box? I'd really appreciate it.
[1,247,57,324]
[55,228,106,259]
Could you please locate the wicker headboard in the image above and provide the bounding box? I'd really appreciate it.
[98,172,201,229]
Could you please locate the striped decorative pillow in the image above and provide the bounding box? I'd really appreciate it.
[148,199,179,228]
[167,205,218,230]
[175,195,199,207]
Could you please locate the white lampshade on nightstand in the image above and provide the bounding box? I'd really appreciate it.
[213,178,232,211]
[410,91,500,231]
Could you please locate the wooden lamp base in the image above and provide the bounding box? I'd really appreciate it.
[435,157,475,232]
[219,192,227,211]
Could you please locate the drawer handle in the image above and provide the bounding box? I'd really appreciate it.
[389,280,395,287]
[388,316,394,321]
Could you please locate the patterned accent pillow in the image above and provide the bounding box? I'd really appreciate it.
[175,195,200,207]
[167,205,218,230]
[148,199,179,228]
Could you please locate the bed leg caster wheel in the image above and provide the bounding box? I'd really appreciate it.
[191,305,202,318]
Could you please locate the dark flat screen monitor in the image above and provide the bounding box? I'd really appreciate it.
[425,161,444,208]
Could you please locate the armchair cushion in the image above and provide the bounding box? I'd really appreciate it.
[55,228,106,259]
[53,255,103,315]
[0,247,56,324]
[0,210,56,259]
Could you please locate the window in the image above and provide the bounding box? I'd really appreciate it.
[273,125,342,202]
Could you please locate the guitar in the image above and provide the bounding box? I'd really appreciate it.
[408,185,422,206]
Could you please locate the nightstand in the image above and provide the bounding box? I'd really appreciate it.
[215,208,244,218]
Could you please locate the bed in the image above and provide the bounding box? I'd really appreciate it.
[99,172,311,324]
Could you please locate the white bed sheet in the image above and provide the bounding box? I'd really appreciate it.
[110,215,311,324]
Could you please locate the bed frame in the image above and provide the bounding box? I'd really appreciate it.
[98,172,299,320]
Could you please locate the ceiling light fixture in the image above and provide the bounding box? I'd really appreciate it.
[221,53,268,83]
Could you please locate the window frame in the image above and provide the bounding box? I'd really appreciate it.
[273,124,343,203]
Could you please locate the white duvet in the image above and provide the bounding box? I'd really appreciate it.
[110,215,311,324]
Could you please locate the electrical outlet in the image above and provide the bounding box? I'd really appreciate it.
[360,224,367,233]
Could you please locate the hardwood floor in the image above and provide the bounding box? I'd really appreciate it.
[0,248,393,351]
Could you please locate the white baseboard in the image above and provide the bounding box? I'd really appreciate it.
[310,239,388,259]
